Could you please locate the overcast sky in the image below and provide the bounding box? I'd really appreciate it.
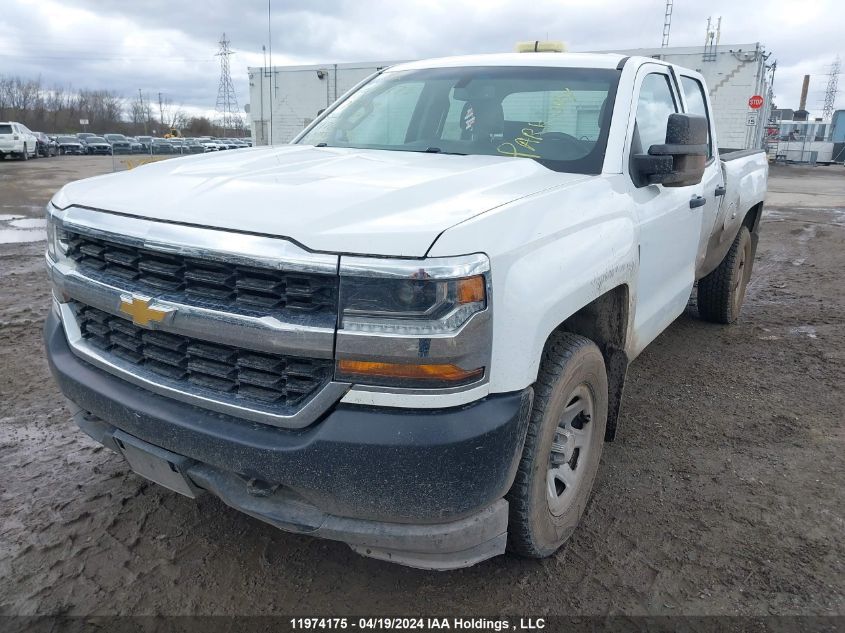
[1,0,842,120]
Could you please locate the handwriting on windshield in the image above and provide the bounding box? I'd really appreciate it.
[497,121,545,159]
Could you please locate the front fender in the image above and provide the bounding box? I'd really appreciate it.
[428,175,638,393]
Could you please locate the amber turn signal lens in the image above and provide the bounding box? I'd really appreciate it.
[457,275,485,304]
[337,359,484,383]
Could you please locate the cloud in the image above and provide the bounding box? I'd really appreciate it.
[0,0,842,119]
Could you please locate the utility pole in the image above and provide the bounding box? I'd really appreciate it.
[139,89,148,135]
[268,0,274,145]
[158,92,164,129]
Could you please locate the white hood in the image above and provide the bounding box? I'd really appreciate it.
[57,145,590,256]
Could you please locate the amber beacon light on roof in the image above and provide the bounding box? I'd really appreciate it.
[515,40,566,53]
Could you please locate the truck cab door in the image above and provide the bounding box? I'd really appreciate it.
[626,65,704,355]
[678,74,725,277]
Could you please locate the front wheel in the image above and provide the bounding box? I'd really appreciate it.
[697,226,753,324]
[507,332,608,558]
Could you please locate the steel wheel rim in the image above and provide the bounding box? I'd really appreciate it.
[546,383,595,517]
[733,237,752,314]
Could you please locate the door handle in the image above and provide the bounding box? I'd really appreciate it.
[690,195,707,209]
[715,185,727,197]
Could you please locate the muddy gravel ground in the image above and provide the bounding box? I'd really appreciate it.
[0,157,842,617]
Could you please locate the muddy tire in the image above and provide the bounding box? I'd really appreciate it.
[507,332,608,558]
[698,226,753,324]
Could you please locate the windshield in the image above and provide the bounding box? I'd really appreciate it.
[88,137,106,143]
[58,136,77,143]
[297,66,619,174]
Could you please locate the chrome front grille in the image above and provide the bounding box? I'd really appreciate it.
[66,230,338,316]
[49,206,347,427]
[74,302,332,407]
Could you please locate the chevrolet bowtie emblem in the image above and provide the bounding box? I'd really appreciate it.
[119,296,173,327]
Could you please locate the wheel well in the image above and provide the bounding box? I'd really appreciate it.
[551,285,630,441]
[743,202,763,234]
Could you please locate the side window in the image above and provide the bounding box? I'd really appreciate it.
[634,73,677,152]
[345,82,425,146]
[680,76,712,158]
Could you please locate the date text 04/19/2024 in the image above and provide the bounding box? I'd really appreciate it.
[289,618,547,630]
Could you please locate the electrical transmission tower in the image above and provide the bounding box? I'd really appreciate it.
[822,55,840,121]
[214,33,243,136]
[661,1,673,48]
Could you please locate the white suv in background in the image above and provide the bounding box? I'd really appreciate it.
[0,121,38,160]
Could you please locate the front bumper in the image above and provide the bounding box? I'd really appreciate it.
[45,310,532,568]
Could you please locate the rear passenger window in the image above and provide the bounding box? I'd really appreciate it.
[634,73,677,152]
[680,76,712,158]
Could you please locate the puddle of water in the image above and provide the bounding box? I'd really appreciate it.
[8,218,46,230]
[789,325,818,339]
[0,204,44,212]
[0,214,25,221]
[0,228,46,244]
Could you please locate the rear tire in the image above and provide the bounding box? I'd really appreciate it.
[507,332,608,558]
[697,226,753,324]
[21,144,29,161]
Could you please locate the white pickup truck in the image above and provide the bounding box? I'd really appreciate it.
[44,53,767,569]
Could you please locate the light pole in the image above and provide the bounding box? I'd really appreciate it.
[139,89,148,135]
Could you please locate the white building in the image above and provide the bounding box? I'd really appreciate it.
[247,61,403,145]
[606,43,772,151]
[247,42,772,151]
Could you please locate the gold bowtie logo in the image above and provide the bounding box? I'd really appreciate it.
[119,296,173,327]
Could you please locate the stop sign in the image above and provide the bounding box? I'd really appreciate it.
[748,95,764,109]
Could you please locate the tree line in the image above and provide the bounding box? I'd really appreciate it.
[0,74,244,137]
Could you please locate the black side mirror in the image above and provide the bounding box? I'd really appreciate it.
[633,114,708,187]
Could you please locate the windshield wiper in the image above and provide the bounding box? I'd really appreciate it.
[423,147,467,156]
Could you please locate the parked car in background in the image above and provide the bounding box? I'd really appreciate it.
[77,132,96,142]
[182,138,206,154]
[150,138,174,154]
[136,136,153,152]
[168,138,189,154]
[199,139,220,152]
[126,137,144,154]
[104,134,132,154]
[0,121,38,160]
[84,136,113,155]
[56,135,86,155]
[35,131,58,157]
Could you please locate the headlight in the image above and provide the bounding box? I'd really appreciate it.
[340,275,486,333]
[45,205,68,261]
[335,254,491,389]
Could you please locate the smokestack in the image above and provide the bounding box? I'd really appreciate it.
[799,75,810,110]
[795,75,811,121]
